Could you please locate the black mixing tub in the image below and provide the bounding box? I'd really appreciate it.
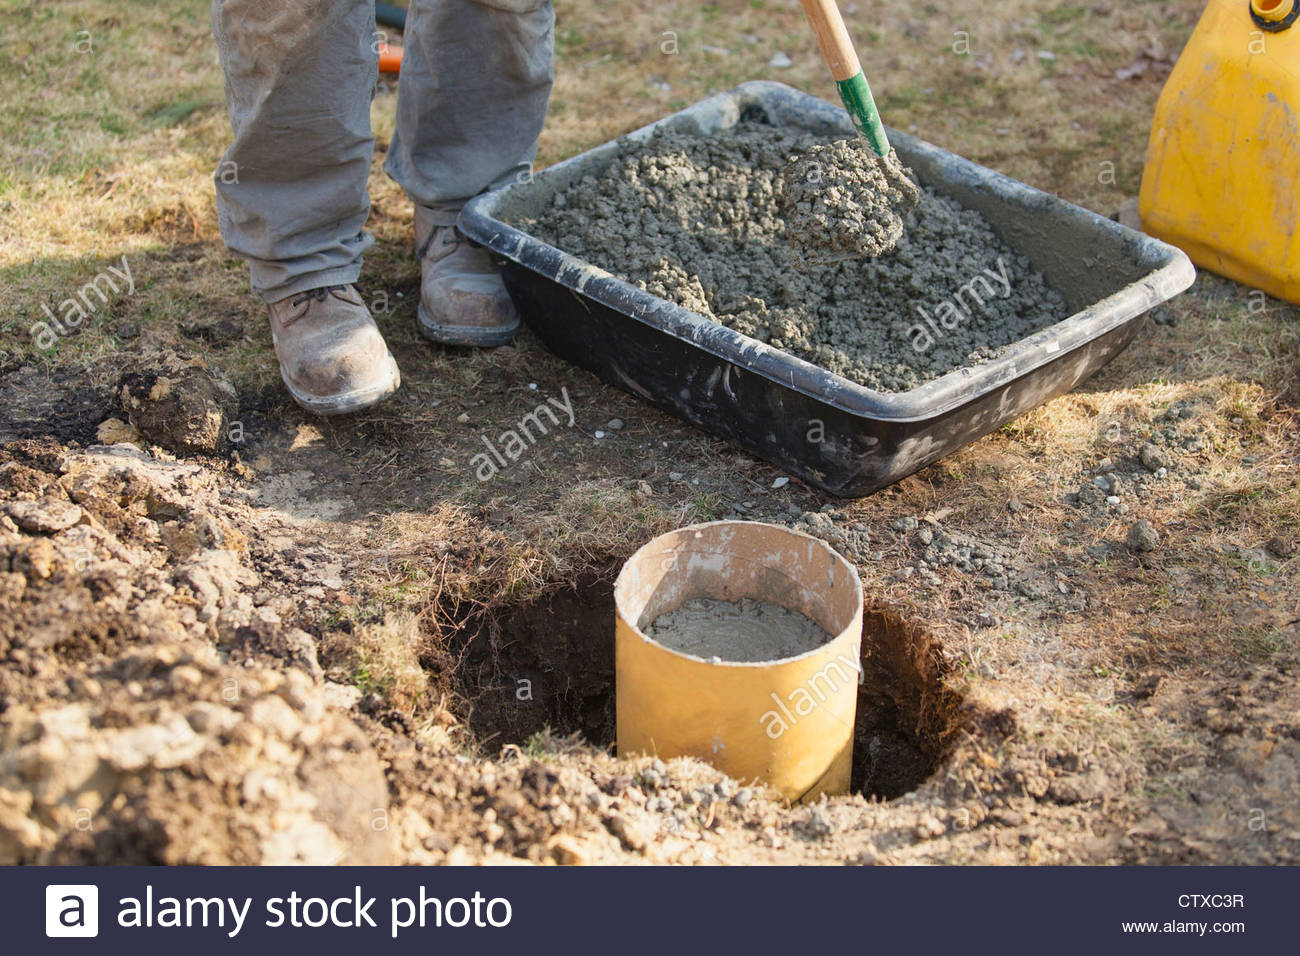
[459,82,1195,496]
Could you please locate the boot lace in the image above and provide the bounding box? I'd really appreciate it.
[289,284,348,309]
[417,225,463,261]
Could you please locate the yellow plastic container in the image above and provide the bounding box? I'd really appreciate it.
[1138,0,1300,303]
[615,521,863,804]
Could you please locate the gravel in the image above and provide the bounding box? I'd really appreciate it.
[1139,442,1169,472]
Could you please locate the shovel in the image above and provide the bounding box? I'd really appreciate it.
[781,0,918,262]
[797,0,891,157]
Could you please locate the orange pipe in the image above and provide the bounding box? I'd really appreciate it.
[378,42,402,74]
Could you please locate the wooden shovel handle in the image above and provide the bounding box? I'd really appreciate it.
[798,0,863,81]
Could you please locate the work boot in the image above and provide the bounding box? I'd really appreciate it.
[266,284,401,415]
[414,205,519,347]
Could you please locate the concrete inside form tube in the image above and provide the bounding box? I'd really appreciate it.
[645,596,832,664]
[614,520,864,802]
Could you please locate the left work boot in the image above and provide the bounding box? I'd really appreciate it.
[414,205,519,347]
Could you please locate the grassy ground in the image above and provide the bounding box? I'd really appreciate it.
[1,0,1298,864]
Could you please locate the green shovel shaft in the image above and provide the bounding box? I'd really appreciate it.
[836,71,891,157]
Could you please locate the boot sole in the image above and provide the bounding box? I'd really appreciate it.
[417,302,518,348]
[281,352,402,416]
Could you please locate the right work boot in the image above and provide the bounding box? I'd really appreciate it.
[266,284,401,415]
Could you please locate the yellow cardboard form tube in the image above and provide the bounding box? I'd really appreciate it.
[615,521,864,803]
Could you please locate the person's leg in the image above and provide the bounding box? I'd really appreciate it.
[212,0,377,301]
[387,0,554,221]
[386,0,555,345]
[211,0,399,413]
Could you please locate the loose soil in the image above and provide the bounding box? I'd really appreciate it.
[2,280,1297,869]
[645,596,831,662]
[524,121,1067,392]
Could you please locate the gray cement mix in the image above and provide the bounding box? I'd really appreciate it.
[644,596,832,663]
[523,121,1068,392]
[780,140,920,261]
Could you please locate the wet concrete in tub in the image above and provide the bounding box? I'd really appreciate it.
[780,141,920,262]
[644,596,831,662]
[523,121,1067,392]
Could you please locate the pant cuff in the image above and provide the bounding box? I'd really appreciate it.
[412,202,463,228]
[257,264,365,304]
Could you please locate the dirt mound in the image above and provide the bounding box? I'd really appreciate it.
[2,663,389,865]
[0,440,388,864]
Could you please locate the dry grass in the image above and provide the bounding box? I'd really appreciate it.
[323,610,431,710]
